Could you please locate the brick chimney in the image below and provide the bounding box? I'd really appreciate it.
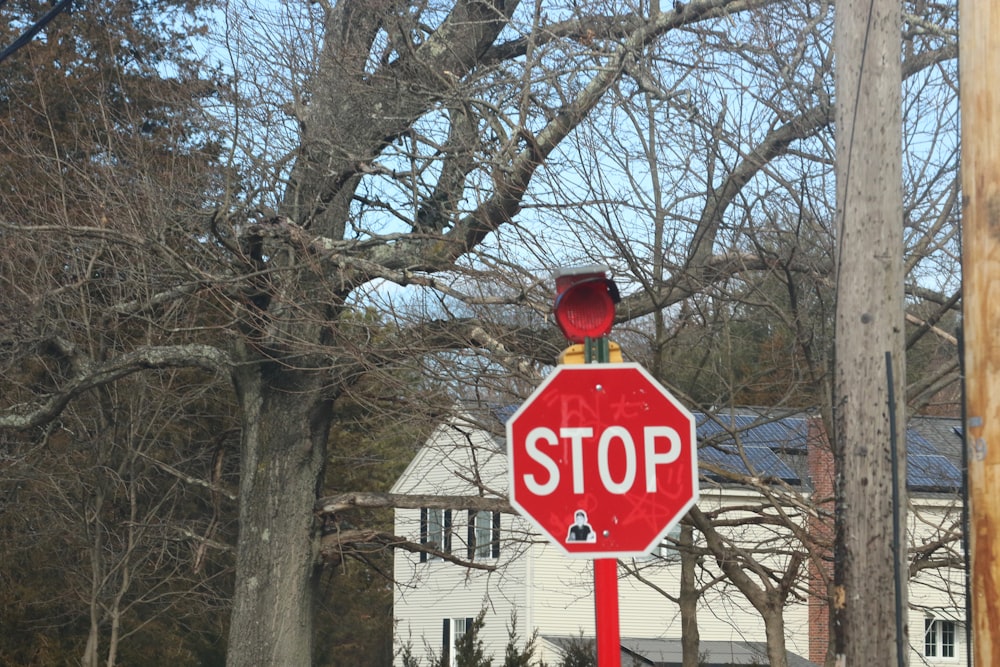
[807,416,835,666]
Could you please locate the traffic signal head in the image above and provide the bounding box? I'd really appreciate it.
[553,265,620,343]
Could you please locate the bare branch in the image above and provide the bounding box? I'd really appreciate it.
[315,491,511,518]
[0,345,231,430]
[137,452,238,501]
[319,528,499,571]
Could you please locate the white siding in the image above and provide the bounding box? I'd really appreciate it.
[393,414,533,666]
[393,511,531,666]
[393,414,967,667]
[526,488,811,660]
[908,496,967,666]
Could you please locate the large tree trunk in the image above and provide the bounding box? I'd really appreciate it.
[832,0,907,663]
[678,525,701,667]
[227,360,332,667]
[762,608,790,667]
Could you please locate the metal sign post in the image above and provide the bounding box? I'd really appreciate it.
[587,336,621,667]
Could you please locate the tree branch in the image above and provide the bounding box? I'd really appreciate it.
[0,345,231,430]
[315,491,511,518]
[319,528,499,571]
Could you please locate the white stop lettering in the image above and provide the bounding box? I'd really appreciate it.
[520,425,683,495]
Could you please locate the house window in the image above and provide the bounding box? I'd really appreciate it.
[467,510,500,560]
[637,522,683,561]
[420,508,452,562]
[442,616,473,667]
[924,618,956,658]
[657,523,684,560]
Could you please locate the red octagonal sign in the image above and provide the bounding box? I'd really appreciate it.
[507,363,698,558]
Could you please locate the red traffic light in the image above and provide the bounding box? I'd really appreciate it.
[553,266,620,343]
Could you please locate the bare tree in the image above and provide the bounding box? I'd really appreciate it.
[0,0,961,665]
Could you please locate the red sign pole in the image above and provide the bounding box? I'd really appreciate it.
[515,269,694,665]
[595,558,621,666]
[586,337,620,667]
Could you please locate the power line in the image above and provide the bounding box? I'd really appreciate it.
[0,0,74,65]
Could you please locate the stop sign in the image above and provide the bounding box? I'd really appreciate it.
[506,363,698,558]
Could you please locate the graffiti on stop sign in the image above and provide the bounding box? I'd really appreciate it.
[507,363,698,558]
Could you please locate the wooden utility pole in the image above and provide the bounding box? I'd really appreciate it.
[832,0,907,664]
[960,3,1000,663]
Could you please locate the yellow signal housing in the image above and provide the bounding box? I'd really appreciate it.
[558,341,622,365]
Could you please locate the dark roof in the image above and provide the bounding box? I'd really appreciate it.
[695,411,963,493]
[696,412,807,485]
[697,412,809,452]
[698,443,802,484]
[542,635,817,667]
[908,416,963,465]
[907,416,964,493]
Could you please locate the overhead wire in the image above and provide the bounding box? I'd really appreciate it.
[0,0,74,65]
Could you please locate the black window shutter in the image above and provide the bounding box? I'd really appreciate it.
[444,509,453,553]
[442,619,450,666]
[419,508,428,563]
[467,510,476,560]
[491,511,501,558]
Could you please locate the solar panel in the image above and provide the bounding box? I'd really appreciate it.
[698,445,800,484]
[695,414,808,452]
[740,418,808,450]
[905,430,939,455]
[908,454,963,491]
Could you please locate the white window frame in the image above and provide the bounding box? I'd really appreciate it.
[636,522,683,561]
[657,522,684,560]
[442,616,473,667]
[467,509,500,560]
[420,508,452,562]
[924,617,957,659]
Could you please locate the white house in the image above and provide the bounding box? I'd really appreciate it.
[391,407,966,667]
